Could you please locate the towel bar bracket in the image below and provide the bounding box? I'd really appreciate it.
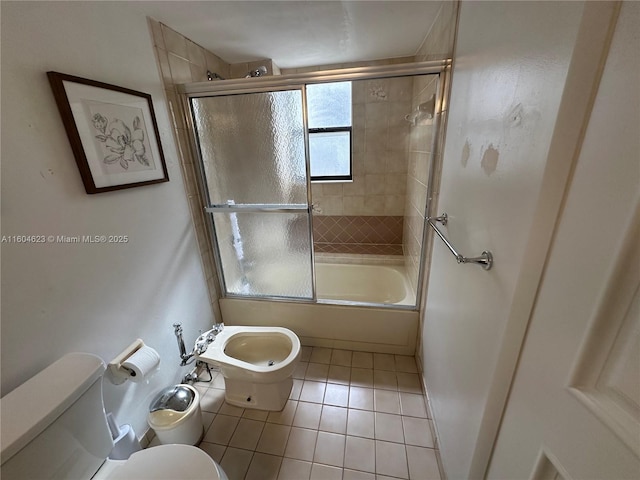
[458,251,493,270]
[432,213,448,226]
[427,213,493,271]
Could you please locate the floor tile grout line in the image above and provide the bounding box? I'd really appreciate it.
[197,349,431,480]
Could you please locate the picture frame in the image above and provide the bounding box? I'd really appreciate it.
[47,72,169,194]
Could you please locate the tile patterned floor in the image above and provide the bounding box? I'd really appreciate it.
[171,347,441,480]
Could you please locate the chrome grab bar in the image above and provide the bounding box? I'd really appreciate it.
[427,213,493,270]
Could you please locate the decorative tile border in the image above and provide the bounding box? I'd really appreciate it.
[313,215,403,244]
[314,252,404,266]
[315,242,403,255]
[313,215,404,255]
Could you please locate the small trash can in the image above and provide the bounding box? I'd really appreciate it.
[147,384,203,445]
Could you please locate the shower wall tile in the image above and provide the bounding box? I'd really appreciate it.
[384,195,405,215]
[402,0,458,299]
[320,196,344,216]
[386,151,408,174]
[385,174,407,195]
[365,175,386,195]
[362,150,386,175]
[315,252,403,266]
[313,216,403,255]
[322,183,344,196]
[161,23,188,59]
[189,63,208,83]
[364,102,389,128]
[163,88,181,133]
[175,127,194,165]
[149,17,231,321]
[343,180,365,197]
[388,125,410,152]
[315,243,403,256]
[364,196,385,216]
[314,216,403,244]
[168,53,192,85]
[205,51,231,80]
[230,62,249,79]
[311,66,412,225]
[149,19,165,50]
[187,40,206,67]
[343,195,366,215]
[155,47,173,86]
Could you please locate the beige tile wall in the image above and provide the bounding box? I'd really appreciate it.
[293,58,414,218]
[404,75,439,292]
[311,76,412,217]
[403,2,459,294]
[292,58,416,254]
[149,19,285,309]
[149,18,228,319]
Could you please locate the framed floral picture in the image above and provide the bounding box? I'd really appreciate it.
[47,72,169,194]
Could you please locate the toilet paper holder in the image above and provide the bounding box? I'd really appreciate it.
[107,339,146,385]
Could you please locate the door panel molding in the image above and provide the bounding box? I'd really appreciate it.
[568,200,640,457]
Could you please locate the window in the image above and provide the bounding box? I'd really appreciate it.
[306,81,352,181]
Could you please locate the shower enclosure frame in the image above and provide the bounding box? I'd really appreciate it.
[179,60,450,311]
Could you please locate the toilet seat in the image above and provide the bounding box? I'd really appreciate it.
[97,444,223,480]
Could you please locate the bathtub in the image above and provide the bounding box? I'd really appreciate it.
[220,261,419,354]
[315,263,415,305]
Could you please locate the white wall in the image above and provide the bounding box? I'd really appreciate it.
[421,2,585,478]
[1,2,215,437]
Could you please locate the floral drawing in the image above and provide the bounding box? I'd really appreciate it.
[92,113,149,170]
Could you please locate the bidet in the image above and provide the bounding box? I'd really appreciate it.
[196,325,301,410]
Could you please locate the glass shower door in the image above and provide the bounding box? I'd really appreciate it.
[189,88,314,299]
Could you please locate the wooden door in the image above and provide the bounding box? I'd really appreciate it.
[487,3,640,478]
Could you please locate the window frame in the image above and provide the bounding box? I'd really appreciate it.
[308,125,353,182]
[306,82,353,183]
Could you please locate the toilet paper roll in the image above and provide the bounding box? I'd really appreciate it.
[122,345,160,382]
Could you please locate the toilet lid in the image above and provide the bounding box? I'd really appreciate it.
[106,444,222,480]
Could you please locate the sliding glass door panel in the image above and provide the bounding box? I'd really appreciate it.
[191,90,308,206]
[189,87,314,300]
[212,212,313,298]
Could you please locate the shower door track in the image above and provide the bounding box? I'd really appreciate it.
[179,60,450,97]
[180,60,450,311]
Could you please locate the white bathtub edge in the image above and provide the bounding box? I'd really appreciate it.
[220,298,419,355]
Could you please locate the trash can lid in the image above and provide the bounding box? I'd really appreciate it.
[149,385,195,413]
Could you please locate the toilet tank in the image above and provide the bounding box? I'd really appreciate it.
[0,353,114,480]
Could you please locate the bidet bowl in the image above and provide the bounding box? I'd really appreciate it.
[198,326,301,383]
[196,326,301,410]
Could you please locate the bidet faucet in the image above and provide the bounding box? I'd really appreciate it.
[212,322,224,335]
[173,323,187,359]
[173,322,198,366]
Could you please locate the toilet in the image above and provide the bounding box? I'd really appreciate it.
[0,352,228,480]
[196,325,301,411]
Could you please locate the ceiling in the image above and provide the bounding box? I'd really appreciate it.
[136,1,443,69]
